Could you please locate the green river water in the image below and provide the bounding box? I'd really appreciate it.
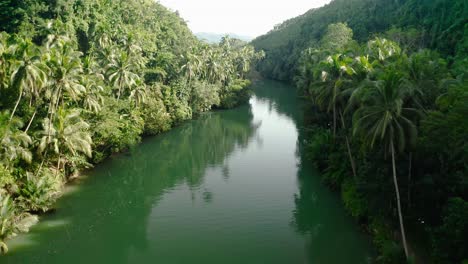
[4,80,373,264]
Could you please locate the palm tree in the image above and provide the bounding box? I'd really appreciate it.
[129,80,147,107]
[352,70,420,259]
[46,39,86,115]
[181,52,202,84]
[0,113,32,167]
[313,54,355,137]
[8,38,48,121]
[106,50,141,99]
[367,37,402,62]
[81,79,104,113]
[39,108,92,176]
[311,53,360,179]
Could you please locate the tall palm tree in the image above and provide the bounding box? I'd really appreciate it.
[8,38,48,121]
[352,70,420,259]
[311,53,359,178]
[39,108,92,176]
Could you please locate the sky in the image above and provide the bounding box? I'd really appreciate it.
[157,0,332,38]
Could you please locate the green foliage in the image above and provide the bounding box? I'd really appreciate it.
[320,23,354,52]
[142,86,172,136]
[341,178,367,218]
[303,126,332,168]
[90,97,144,156]
[370,218,407,264]
[431,198,468,264]
[0,192,16,253]
[190,81,220,114]
[16,170,61,213]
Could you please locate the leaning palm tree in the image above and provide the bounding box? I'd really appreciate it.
[39,108,92,176]
[352,70,420,259]
[8,38,48,122]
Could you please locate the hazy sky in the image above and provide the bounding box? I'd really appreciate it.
[158,0,332,37]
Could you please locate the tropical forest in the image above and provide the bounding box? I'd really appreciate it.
[0,0,466,263]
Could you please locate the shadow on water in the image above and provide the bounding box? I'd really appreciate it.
[4,79,373,264]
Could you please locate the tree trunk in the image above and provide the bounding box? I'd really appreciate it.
[340,111,357,180]
[345,135,357,180]
[9,89,23,122]
[333,104,337,137]
[391,141,409,259]
[56,152,61,177]
[25,109,37,133]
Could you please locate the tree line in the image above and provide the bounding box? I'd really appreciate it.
[0,0,263,253]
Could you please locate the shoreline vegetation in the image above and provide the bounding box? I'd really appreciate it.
[252,0,467,263]
[0,0,264,253]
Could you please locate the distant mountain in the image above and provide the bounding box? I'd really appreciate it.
[195,32,253,44]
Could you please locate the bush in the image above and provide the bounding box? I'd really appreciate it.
[16,170,62,213]
[143,88,172,135]
[341,178,368,218]
[190,81,220,114]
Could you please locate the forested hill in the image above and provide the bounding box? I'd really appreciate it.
[0,0,263,253]
[252,0,467,81]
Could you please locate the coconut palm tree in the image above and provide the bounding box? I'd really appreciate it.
[39,108,92,176]
[352,70,420,259]
[313,54,355,136]
[181,52,202,84]
[106,50,141,100]
[0,113,32,167]
[367,37,402,62]
[129,80,147,107]
[8,38,48,122]
[46,39,86,115]
[310,53,360,178]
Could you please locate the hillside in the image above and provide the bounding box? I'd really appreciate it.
[252,0,468,81]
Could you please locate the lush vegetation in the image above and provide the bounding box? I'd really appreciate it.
[252,0,467,263]
[0,0,263,253]
[252,0,467,81]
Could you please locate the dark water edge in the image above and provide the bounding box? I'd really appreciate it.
[4,79,374,264]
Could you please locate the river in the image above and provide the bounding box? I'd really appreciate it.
[4,79,373,263]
